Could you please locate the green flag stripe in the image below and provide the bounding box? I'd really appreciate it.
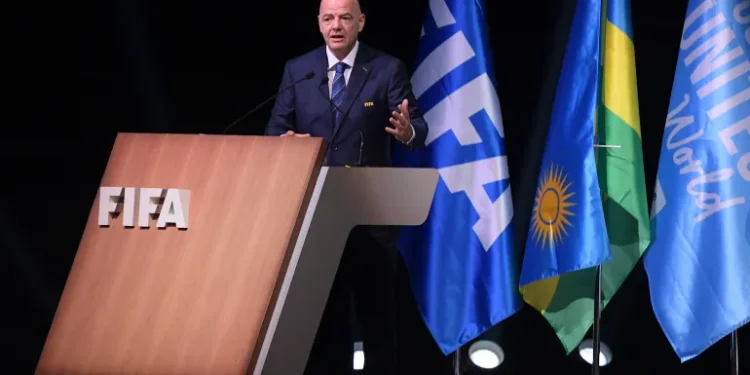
[537,108,651,355]
[540,266,598,353]
[598,106,651,251]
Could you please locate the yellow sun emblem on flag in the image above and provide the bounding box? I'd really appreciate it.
[531,164,576,250]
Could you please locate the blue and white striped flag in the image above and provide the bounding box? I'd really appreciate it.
[393,0,522,355]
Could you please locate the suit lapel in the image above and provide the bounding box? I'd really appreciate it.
[313,47,335,137]
[332,45,373,139]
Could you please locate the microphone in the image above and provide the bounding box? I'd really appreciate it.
[356,129,364,166]
[221,72,315,134]
[319,77,364,166]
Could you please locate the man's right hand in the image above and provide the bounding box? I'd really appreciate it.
[281,130,311,137]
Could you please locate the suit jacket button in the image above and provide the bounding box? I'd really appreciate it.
[332,146,338,151]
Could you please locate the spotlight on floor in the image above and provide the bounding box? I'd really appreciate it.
[578,338,613,366]
[353,341,364,370]
[468,340,504,369]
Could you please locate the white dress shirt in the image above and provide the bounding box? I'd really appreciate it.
[326,41,359,96]
[325,41,415,145]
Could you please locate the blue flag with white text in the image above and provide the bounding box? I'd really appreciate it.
[392,0,522,355]
[644,0,750,362]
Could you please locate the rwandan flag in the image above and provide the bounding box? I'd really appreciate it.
[595,0,652,351]
[520,0,651,354]
[518,0,611,353]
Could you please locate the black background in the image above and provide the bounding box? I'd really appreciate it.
[3,0,748,374]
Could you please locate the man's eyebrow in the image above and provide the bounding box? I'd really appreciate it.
[320,11,353,17]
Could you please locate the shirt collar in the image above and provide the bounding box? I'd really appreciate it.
[326,41,359,70]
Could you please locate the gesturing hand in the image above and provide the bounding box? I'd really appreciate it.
[386,99,414,144]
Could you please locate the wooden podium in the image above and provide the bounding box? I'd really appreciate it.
[35,133,439,375]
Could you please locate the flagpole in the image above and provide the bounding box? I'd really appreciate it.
[591,143,619,375]
[731,330,739,375]
[453,349,461,375]
[591,265,601,375]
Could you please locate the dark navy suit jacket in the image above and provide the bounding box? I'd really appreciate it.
[265,43,428,167]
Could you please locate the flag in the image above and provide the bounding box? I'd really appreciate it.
[644,0,750,362]
[518,0,613,353]
[392,0,522,355]
[512,0,580,269]
[595,0,653,351]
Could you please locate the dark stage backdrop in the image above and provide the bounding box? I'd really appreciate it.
[3,0,748,374]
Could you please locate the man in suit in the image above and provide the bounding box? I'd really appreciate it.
[265,0,428,373]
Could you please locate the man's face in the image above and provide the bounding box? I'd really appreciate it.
[318,0,365,57]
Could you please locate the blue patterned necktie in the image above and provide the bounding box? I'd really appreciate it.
[331,62,348,124]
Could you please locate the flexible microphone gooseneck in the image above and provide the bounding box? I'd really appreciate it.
[221,72,315,134]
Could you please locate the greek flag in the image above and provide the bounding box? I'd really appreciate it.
[393,0,522,355]
[644,0,750,362]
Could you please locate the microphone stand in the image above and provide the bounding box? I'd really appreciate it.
[221,72,314,134]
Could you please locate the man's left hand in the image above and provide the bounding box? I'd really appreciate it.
[386,99,414,144]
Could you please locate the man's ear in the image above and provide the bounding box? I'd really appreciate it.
[358,14,365,32]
